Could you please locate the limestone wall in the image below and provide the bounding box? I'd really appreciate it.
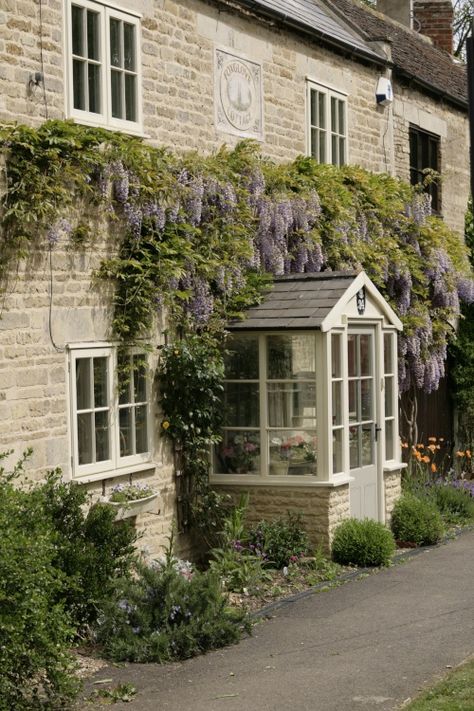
[384,469,402,523]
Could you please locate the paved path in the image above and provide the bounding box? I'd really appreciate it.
[82,531,474,710]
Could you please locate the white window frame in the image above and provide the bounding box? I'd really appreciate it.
[306,80,348,166]
[65,0,143,135]
[69,344,151,480]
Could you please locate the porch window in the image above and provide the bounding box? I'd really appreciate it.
[383,332,397,461]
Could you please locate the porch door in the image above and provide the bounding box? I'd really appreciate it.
[348,328,379,520]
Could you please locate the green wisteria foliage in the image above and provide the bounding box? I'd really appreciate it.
[1,119,473,393]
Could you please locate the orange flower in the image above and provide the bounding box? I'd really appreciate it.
[431,463,437,473]
[456,451,465,458]
[413,451,422,461]
[466,450,472,459]
[422,455,430,463]
[428,437,437,443]
[439,438,445,442]
[427,444,436,452]
[416,443,424,449]
[401,441,409,449]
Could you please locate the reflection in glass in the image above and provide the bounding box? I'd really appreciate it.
[269,430,317,476]
[124,23,135,70]
[360,335,371,375]
[385,376,394,418]
[76,358,91,410]
[78,412,93,464]
[362,425,373,466]
[224,335,259,379]
[87,10,99,60]
[133,355,147,403]
[216,430,260,474]
[331,333,341,378]
[386,419,394,461]
[125,74,136,121]
[93,357,108,407]
[267,382,316,428]
[135,405,148,453]
[349,380,358,422]
[111,69,122,118]
[95,410,109,461]
[332,381,342,426]
[119,407,132,457]
[110,18,121,67]
[361,379,373,420]
[88,64,101,113]
[73,59,85,110]
[348,335,356,377]
[72,5,84,56]
[349,425,360,469]
[267,334,315,380]
[224,382,259,428]
[384,333,393,374]
[333,428,343,473]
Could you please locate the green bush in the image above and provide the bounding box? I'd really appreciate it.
[0,477,78,710]
[96,547,250,663]
[34,471,138,628]
[248,512,310,569]
[391,493,444,546]
[430,483,474,524]
[331,518,396,567]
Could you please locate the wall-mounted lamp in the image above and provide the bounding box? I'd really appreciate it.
[28,71,44,92]
[376,76,393,106]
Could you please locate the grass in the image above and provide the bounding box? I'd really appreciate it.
[402,657,474,710]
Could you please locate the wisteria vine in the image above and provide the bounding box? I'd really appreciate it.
[1,120,473,394]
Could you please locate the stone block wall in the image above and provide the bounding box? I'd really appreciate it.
[215,483,350,553]
[384,469,402,523]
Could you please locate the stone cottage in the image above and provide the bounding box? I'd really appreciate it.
[0,0,468,554]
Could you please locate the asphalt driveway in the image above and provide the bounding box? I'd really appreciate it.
[81,530,474,710]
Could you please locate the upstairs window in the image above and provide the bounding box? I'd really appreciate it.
[409,125,440,213]
[307,81,347,166]
[66,1,142,133]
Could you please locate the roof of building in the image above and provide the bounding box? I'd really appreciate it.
[232,0,467,110]
[328,0,467,108]
[228,271,358,331]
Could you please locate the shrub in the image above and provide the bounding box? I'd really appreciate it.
[331,518,396,567]
[96,544,251,663]
[248,512,310,569]
[0,477,78,709]
[391,493,444,546]
[430,483,474,524]
[35,471,138,627]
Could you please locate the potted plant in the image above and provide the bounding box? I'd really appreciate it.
[270,435,317,476]
[102,483,158,520]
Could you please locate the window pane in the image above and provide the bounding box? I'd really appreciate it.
[123,22,135,71]
[331,134,338,165]
[319,92,325,128]
[87,10,99,60]
[269,430,317,476]
[331,96,336,132]
[88,64,101,113]
[119,407,132,457]
[72,5,84,56]
[111,70,123,118]
[348,335,357,377]
[349,380,359,422]
[361,379,373,420]
[224,335,259,379]
[319,130,326,162]
[349,425,360,469]
[78,412,93,464]
[216,430,260,474]
[339,137,345,165]
[362,425,374,466]
[384,333,393,374]
[133,356,147,403]
[135,405,148,453]
[386,419,394,460]
[338,100,345,134]
[76,358,91,410]
[110,18,122,67]
[125,74,136,121]
[93,357,108,407]
[73,59,86,110]
[333,428,343,473]
[385,375,394,417]
[360,335,371,375]
[95,410,109,461]
[332,381,342,426]
[268,382,316,428]
[224,382,259,427]
[311,128,318,159]
[331,333,341,378]
[310,89,317,126]
[267,334,315,380]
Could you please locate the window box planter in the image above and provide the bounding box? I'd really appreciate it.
[100,492,158,520]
